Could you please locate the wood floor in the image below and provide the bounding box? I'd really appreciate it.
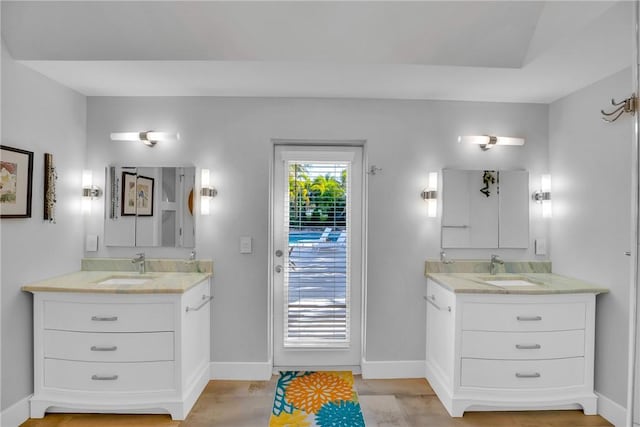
[20,376,613,427]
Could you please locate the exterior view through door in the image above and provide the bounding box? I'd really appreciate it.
[273,145,363,369]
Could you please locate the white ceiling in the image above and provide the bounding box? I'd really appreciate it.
[1,1,633,103]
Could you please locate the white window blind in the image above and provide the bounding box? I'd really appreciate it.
[284,161,351,346]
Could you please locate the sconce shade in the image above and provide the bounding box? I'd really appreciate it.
[458,135,525,151]
[81,169,102,214]
[422,171,438,218]
[533,174,552,218]
[200,168,217,215]
[110,131,180,147]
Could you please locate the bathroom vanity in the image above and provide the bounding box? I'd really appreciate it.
[424,262,608,417]
[22,264,212,420]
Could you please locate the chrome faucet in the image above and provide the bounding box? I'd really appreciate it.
[132,253,145,274]
[189,250,196,261]
[490,254,504,275]
[440,251,455,264]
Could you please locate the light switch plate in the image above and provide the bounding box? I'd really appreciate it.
[535,238,547,256]
[85,234,98,252]
[240,236,252,254]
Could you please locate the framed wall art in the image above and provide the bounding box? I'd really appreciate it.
[43,153,57,222]
[1,145,34,218]
[121,171,137,216]
[136,175,154,216]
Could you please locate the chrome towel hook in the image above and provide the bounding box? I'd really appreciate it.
[601,94,637,122]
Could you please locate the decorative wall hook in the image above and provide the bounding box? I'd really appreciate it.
[601,94,637,122]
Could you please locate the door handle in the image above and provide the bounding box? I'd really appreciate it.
[275,265,283,273]
[275,249,283,257]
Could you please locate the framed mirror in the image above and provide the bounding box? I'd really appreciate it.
[441,169,529,249]
[104,165,196,247]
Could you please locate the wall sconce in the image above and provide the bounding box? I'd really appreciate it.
[110,131,180,147]
[200,169,218,215]
[82,169,102,214]
[421,172,438,218]
[458,135,525,151]
[533,174,552,218]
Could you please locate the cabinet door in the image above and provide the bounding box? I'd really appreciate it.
[426,281,455,386]
[182,280,212,387]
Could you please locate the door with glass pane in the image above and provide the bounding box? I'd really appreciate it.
[273,145,363,368]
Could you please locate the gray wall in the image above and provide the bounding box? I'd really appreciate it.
[549,68,633,407]
[1,43,87,410]
[85,97,549,364]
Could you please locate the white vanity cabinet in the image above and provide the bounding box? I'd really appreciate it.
[28,279,212,420]
[425,278,598,417]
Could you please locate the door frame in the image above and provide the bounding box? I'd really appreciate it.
[268,139,368,372]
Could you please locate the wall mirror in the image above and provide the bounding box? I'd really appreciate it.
[441,169,529,249]
[104,165,196,247]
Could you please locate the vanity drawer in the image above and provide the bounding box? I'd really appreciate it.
[462,302,585,332]
[44,359,175,392]
[461,330,585,359]
[461,357,585,389]
[44,330,174,362]
[44,301,174,332]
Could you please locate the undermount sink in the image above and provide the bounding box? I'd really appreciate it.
[484,279,538,287]
[97,276,154,286]
[478,275,540,287]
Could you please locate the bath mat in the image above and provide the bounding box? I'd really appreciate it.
[269,371,365,427]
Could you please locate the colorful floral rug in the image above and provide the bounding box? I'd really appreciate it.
[269,371,366,427]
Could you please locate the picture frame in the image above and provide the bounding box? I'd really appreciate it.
[121,171,137,216]
[43,153,57,222]
[135,175,154,216]
[1,145,34,218]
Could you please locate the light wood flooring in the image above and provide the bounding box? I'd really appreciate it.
[20,377,613,427]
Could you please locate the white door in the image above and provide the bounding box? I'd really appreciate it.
[272,144,363,369]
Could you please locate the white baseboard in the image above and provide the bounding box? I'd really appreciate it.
[361,359,425,379]
[596,392,627,427]
[1,394,31,427]
[210,361,273,380]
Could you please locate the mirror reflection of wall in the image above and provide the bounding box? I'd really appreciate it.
[441,169,529,249]
[104,165,196,248]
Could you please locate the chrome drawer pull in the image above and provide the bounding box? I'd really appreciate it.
[515,344,541,350]
[91,316,118,322]
[186,295,214,312]
[515,372,541,378]
[91,374,118,381]
[424,295,451,312]
[90,346,118,352]
[516,315,542,321]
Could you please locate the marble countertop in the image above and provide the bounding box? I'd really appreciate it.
[427,272,609,295]
[22,270,212,294]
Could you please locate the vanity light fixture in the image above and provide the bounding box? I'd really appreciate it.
[81,169,102,214]
[458,135,525,151]
[421,172,438,218]
[110,131,180,147]
[533,174,552,218]
[200,168,218,215]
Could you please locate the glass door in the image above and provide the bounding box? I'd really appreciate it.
[272,145,363,369]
